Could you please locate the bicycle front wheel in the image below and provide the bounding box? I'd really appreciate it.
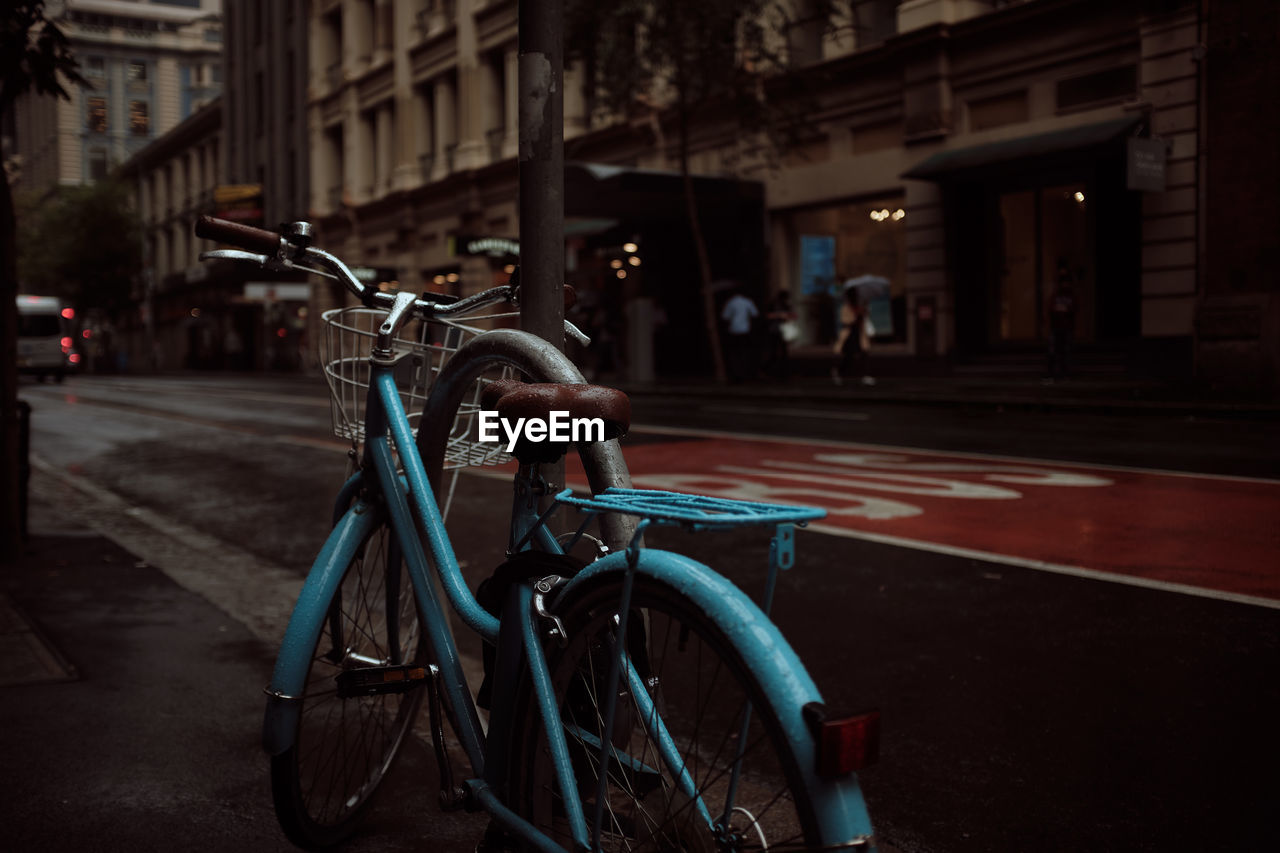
[270,517,428,848]
[512,574,823,853]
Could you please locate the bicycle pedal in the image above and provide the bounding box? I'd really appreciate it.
[474,822,520,853]
[334,664,429,698]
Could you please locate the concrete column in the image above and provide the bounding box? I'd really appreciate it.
[413,86,434,182]
[392,0,419,190]
[376,102,394,194]
[452,0,485,170]
[432,77,456,179]
[354,112,375,200]
[564,61,586,139]
[343,0,372,71]
[503,46,519,157]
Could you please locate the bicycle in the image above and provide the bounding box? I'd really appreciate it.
[195,215,879,852]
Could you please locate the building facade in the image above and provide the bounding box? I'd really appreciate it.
[11,0,223,195]
[117,98,226,370]
[296,0,1277,387]
[222,0,311,228]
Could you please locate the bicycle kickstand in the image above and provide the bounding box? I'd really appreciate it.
[425,664,469,811]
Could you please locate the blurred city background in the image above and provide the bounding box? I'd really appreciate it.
[3,2,1279,852]
[5,0,1276,394]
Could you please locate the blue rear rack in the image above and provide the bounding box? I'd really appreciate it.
[553,487,826,531]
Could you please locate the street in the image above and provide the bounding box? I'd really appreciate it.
[6,373,1279,852]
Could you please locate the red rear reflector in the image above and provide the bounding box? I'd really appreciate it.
[804,703,880,777]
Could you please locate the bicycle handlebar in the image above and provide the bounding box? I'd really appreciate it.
[194,215,284,257]
[195,215,589,344]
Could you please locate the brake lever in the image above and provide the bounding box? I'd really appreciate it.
[565,320,591,348]
[199,250,341,283]
[200,249,268,264]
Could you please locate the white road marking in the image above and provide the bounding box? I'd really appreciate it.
[806,521,1280,611]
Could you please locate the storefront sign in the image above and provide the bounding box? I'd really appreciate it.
[800,235,836,295]
[244,282,311,302]
[1126,138,1166,192]
[351,266,399,284]
[453,235,520,257]
[214,184,264,226]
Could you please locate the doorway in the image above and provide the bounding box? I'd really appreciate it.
[993,182,1092,345]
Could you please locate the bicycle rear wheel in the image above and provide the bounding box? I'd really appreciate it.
[270,517,428,848]
[513,574,822,852]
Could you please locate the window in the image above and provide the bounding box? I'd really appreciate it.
[1056,66,1138,112]
[130,100,149,135]
[127,61,148,85]
[87,96,108,132]
[85,56,106,84]
[969,91,1029,132]
[88,148,109,181]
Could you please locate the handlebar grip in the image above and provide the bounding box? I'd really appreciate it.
[194,215,282,256]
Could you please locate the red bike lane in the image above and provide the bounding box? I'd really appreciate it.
[578,430,1280,606]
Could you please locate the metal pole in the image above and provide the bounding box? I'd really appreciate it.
[517,0,565,350]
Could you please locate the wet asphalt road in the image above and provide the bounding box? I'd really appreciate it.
[8,373,1280,853]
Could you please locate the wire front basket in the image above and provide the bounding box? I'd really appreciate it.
[321,306,517,472]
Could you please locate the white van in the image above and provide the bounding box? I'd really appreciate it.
[16,294,74,382]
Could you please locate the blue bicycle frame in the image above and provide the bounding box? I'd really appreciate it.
[263,357,876,852]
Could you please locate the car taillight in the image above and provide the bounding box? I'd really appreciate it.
[804,702,881,778]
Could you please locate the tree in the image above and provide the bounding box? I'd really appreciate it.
[566,0,844,382]
[1,1,84,560]
[17,178,143,319]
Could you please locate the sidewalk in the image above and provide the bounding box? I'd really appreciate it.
[616,356,1280,420]
[0,488,484,852]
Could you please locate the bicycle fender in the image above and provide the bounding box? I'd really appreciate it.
[561,548,876,848]
[263,501,382,756]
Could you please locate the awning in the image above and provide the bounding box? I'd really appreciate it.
[565,161,764,222]
[901,115,1145,181]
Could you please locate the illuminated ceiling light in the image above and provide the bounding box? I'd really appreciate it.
[446,272,460,282]
[610,259,623,269]
[623,242,638,253]
[891,208,906,220]
[433,275,446,285]
[628,255,641,266]
[503,264,515,274]
[616,269,627,279]
[190,308,201,317]
[1074,191,1085,203]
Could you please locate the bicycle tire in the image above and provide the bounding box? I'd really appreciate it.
[270,515,428,849]
[416,328,634,557]
[511,573,824,853]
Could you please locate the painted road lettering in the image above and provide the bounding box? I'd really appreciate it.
[604,434,1280,603]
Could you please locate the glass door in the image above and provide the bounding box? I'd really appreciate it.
[993,182,1092,344]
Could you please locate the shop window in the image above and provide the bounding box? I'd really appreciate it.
[791,194,908,345]
[86,96,108,132]
[1056,66,1137,112]
[130,100,149,135]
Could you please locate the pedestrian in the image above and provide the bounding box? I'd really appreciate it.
[1047,259,1077,381]
[720,285,759,382]
[764,291,797,379]
[833,288,874,385]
